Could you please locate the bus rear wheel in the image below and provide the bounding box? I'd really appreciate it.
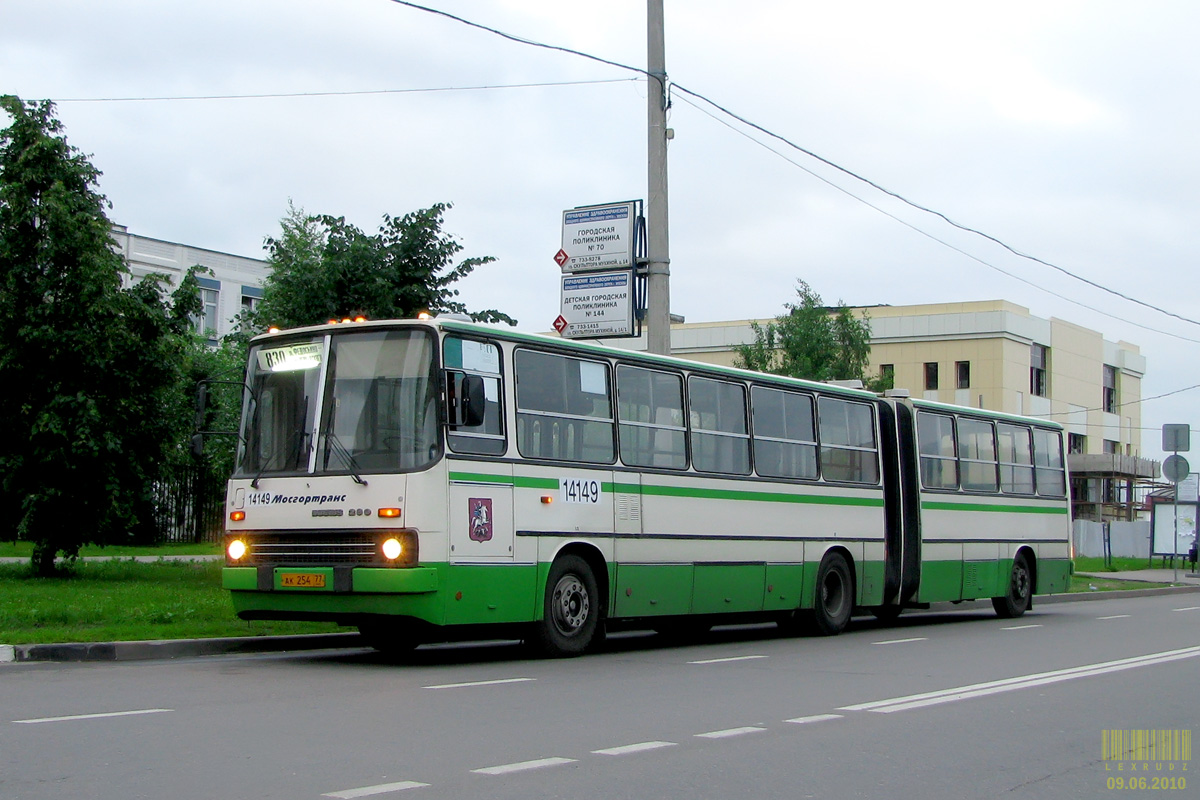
[811,552,854,636]
[992,553,1033,618]
[531,555,601,657]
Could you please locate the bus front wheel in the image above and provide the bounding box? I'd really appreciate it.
[992,553,1033,618]
[359,620,421,657]
[531,555,601,657]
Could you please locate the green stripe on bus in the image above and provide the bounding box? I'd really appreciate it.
[456,471,881,508]
[450,472,559,490]
[922,500,1069,515]
[516,477,560,490]
[449,472,514,486]
[631,482,883,508]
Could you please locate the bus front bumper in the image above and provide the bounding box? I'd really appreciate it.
[222,566,439,594]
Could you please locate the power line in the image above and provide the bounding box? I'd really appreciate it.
[391,0,1200,332]
[673,93,1200,346]
[1031,383,1200,418]
[51,78,636,104]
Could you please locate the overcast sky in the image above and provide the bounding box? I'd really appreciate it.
[5,0,1199,462]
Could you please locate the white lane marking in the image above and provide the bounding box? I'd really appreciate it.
[14,708,173,724]
[872,637,927,645]
[785,714,844,725]
[687,655,768,665]
[592,741,677,756]
[696,726,766,739]
[472,757,576,776]
[1172,606,1200,612]
[1001,624,1043,630]
[322,781,429,798]
[839,645,1200,714]
[1097,615,1131,620]
[423,677,534,690]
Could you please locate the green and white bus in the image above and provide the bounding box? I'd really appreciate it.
[221,317,1072,656]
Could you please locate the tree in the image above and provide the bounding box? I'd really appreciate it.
[0,96,195,574]
[251,203,515,330]
[734,280,890,391]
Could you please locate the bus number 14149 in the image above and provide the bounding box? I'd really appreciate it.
[560,478,601,504]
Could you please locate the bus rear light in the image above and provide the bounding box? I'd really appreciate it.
[227,539,247,561]
[378,507,401,518]
[230,511,246,522]
[381,538,403,560]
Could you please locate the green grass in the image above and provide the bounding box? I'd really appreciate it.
[0,559,347,645]
[0,541,221,559]
[1069,574,1162,592]
[1072,556,1159,573]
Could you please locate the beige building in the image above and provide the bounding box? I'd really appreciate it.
[622,300,1155,520]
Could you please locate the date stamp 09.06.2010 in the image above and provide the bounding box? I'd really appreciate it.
[1102,729,1190,791]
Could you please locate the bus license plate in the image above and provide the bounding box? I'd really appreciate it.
[280,572,326,589]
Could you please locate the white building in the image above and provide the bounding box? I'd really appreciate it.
[111,225,269,340]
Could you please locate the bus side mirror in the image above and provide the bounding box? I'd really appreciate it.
[191,433,205,458]
[448,372,487,428]
[460,374,487,427]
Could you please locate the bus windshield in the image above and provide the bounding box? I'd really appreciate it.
[236,328,440,478]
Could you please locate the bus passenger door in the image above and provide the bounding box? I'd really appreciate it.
[449,465,515,561]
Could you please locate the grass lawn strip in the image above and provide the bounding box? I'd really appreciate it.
[0,559,346,645]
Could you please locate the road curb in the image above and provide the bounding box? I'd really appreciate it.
[5,585,1199,664]
[6,632,363,664]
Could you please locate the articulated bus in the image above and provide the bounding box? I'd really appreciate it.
[221,317,1072,656]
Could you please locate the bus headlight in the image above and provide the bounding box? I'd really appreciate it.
[228,539,247,561]
[381,538,403,560]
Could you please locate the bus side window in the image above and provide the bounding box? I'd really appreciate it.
[997,423,1035,494]
[751,386,817,480]
[688,376,750,475]
[444,337,505,456]
[916,411,957,490]
[817,397,878,483]
[617,365,686,469]
[515,349,614,464]
[1033,428,1067,497]
[958,418,998,492]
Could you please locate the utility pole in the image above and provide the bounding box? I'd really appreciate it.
[645,0,671,356]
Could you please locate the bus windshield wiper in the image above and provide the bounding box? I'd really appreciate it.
[323,431,368,486]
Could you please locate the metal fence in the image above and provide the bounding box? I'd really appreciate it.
[151,464,226,544]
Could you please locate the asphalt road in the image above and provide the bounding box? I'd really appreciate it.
[3,594,1198,800]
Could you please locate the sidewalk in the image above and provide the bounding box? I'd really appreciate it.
[1075,568,1200,587]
